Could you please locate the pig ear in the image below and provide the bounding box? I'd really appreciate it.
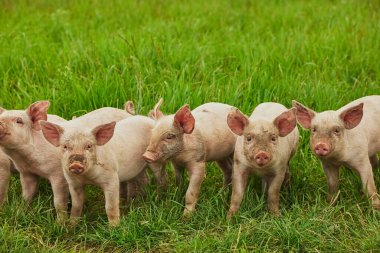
[149,98,164,120]
[92,121,116,146]
[292,100,315,129]
[339,103,364,129]
[40,121,63,147]
[26,101,50,130]
[227,108,249,136]
[173,104,195,134]
[274,108,297,137]
[124,100,135,115]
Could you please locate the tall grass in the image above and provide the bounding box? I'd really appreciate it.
[0,0,380,251]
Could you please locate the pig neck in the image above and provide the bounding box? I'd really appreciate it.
[80,147,117,185]
[171,129,205,165]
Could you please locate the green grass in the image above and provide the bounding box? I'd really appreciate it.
[1,0,380,251]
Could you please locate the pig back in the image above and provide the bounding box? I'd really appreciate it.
[107,116,154,182]
[47,114,67,123]
[250,102,288,121]
[192,103,237,161]
[66,107,131,129]
[337,95,380,154]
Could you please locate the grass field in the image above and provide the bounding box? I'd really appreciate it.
[1,0,380,251]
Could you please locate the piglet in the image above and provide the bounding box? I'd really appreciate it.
[0,101,133,222]
[143,100,237,216]
[293,95,380,209]
[0,101,68,221]
[40,115,164,226]
[227,103,298,217]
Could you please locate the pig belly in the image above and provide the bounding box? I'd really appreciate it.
[202,127,236,161]
[117,160,146,182]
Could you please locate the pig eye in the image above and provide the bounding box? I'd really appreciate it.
[63,145,68,150]
[271,136,277,142]
[334,128,340,134]
[312,127,317,133]
[166,134,176,140]
[246,135,253,142]
[16,118,24,125]
[85,144,92,150]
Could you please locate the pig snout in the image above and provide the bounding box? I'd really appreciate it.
[254,151,272,166]
[142,151,158,163]
[69,162,85,175]
[69,154,85,163]
[313,143,330,156]
[68,154,86,174]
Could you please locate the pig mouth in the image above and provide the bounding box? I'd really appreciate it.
[68,161,86,175]
[0,132,10,140]
[142,150,161,163]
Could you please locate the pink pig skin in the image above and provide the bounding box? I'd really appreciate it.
[226,103,299,218]
[0,101,68,222]
[143,100,237,216]
[40,115,165,226]
[293,95,380,209]
[0,101,133,222]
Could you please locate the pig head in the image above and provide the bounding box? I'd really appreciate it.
[40,121,116,175]
[292,100,363,158]
[227,108,297,168]
[143,104,194,163]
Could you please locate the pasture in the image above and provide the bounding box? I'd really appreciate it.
[0,0,380,251]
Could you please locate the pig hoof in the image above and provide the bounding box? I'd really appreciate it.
[69,219,78,227]
[56,215,67,225]
[109,219,120,227]
[227,211,235,220]
[69,218,80,227]
[56,218,65,225]
[269,210,281,217]
[183,208,194,218]
[372,203,380,211]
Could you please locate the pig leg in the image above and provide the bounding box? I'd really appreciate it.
[355,161,380,210]
[20,172,39,203]
[183,162,205,217]
[0,166,11,206]
[173,162,185,186]
[227,162,249,219]
[50,176,69,223]
[370,155,379,170]
[266,171,286,215]
[148,162,168,188]
[103,181,120,226]
[216,156,233,187]
[69,184,84,225]
[322,163,340,203]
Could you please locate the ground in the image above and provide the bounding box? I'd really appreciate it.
[0,0,380,251]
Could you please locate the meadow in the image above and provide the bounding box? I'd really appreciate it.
[1,0,380,251]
